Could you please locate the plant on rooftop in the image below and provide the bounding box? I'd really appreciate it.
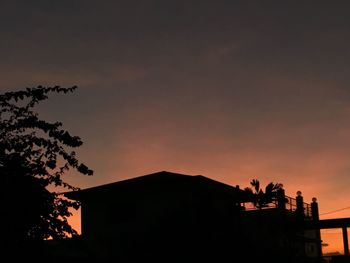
[244,179,283,209]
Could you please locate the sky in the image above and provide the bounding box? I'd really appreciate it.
[1,0,350,254]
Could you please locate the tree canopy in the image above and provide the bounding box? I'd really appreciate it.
[0,85,93,246]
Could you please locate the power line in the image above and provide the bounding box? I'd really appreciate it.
[320,206,350,216]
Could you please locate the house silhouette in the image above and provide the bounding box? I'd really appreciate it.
[60,171,326,263]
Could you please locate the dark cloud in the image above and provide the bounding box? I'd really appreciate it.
[2,1,350,222]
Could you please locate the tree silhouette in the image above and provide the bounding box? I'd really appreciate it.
[0,86,93,248]
[244,179,283,209]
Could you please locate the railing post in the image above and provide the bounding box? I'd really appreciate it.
[342,226,349,256]
[277,187,286,210]
[296,191,304,217]
[311,197,322,257]
[311,197,319,221]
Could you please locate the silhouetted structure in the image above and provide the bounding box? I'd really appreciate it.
[59,171,326,262]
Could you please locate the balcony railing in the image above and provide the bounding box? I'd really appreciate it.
[241,195,312,218]
[284,195,312,218]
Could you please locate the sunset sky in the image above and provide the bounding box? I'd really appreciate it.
[1,1,350,254]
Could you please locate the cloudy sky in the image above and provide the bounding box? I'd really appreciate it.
[2,0,350,252]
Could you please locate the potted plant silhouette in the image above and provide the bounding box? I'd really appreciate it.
[244,179,283,209]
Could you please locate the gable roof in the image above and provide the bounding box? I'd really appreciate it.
[64,171,250,201]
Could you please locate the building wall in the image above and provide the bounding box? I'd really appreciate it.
[77,182,321,262]
[79,183,246,262]
[81,185,195,261]
[240,209,322,261]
